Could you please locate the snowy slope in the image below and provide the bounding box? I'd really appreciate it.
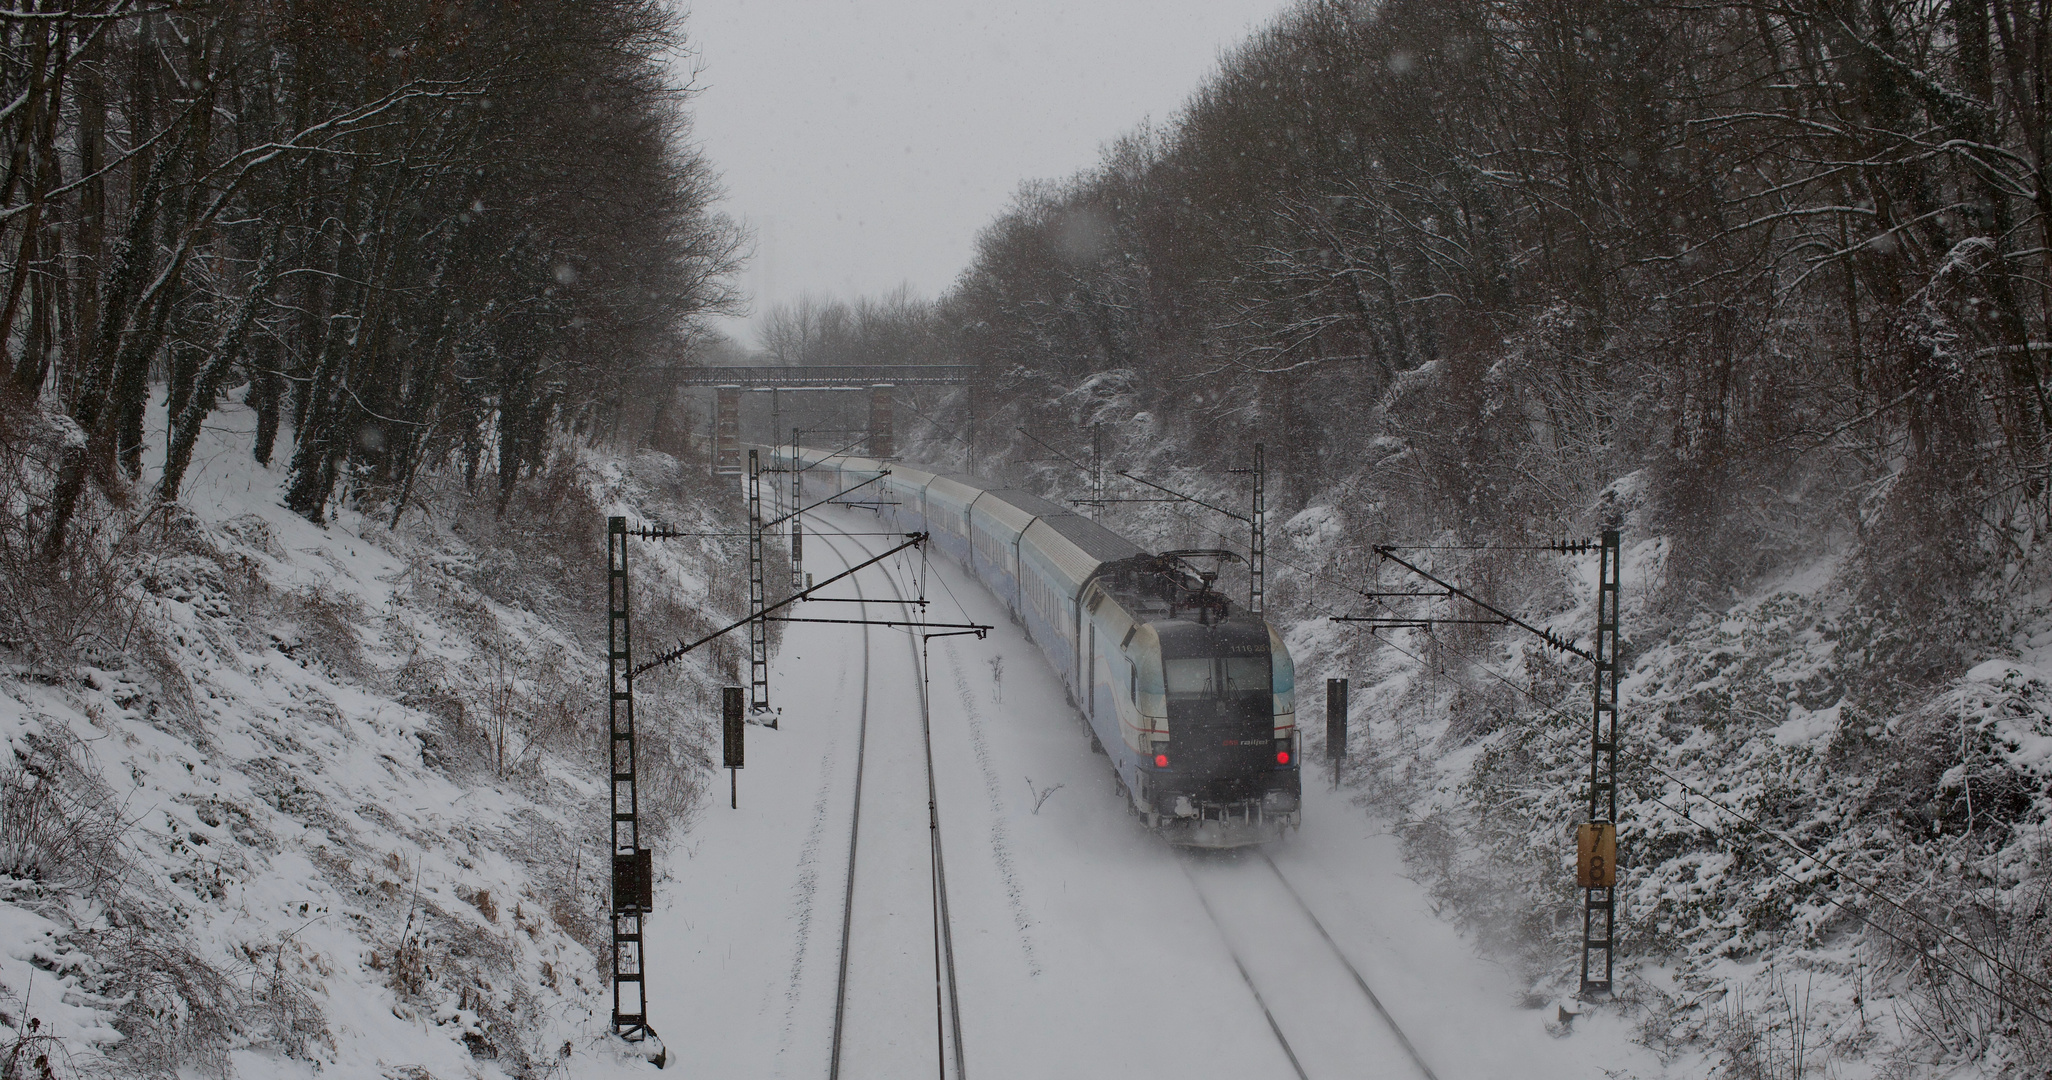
[1,394,734,1078]
[1267,516,2052,1078]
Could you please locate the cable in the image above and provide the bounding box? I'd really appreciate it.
[1380,544,1590,552]
[924,551,976,628]
[1139,495,1414,613]
[1638,780,2048,1025]
[1364,626,2050,1022]
[1436,630,2052,1001]
[1375,624,2052,1017]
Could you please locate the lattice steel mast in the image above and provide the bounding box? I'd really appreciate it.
[1344,535,1623,998]
[606,518,657,1054]
[1581,529,1622,994]
[748,450,769,713]
[1250,443,1265,615]
[791,427,804,591]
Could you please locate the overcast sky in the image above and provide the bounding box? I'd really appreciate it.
[678,0,1297,349]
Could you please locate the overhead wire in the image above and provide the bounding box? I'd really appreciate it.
[841,456,2049,1022]
[1429,628,2052,1002]
[1132,492,1521,631]
[1363,620,2052,1020]
[926,551,975,628]
[1332,550,2036,985]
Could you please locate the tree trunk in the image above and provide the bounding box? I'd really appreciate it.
[159,237,282,501]
[250,348,282,466]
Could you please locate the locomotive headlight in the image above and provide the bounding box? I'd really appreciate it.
[1153,752,1169,769]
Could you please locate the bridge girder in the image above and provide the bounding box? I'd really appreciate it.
[680,364,969,388]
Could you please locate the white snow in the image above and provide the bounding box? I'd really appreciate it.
[1282,504,1342,550]
[0,393,708,1078]
[1771,702,1842,748]
[643,509,1659,1077]
[13,387,1921,1077]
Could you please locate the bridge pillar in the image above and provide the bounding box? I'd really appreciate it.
[868,384,894,459]
[714,385,742,476]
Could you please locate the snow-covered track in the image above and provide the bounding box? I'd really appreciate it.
[1178,857,1312,1079]
[814,521,968,1078]
[822,523,875,1078]
[1255,851,1442,1080]
[1180,849,1443,1080]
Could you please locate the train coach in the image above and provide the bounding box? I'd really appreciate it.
[793,445,1299,848]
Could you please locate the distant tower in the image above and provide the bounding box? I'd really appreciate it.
[713,386,742,476]
[868,384,894,459]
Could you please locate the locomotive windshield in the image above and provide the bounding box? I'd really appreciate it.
[1165,656,1271,702]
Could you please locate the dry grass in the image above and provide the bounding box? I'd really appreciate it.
[94,924,243,1078]
[1871,868,2052,1076]
[460,885,499,924]
[0,733,131,901]
[236,933,333,1061]
[1713,974,1818,1080]
[0,413,155,673]
[0,1018,69,1080]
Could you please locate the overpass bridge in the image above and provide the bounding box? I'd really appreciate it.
[688,365,972,474]
[682,364,972,388]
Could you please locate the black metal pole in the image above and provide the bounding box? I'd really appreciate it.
[1326,677,1348,787]
[723,686,745,809]
[1090,423,1104,508]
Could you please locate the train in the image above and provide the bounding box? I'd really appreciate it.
[790,445,1299,848]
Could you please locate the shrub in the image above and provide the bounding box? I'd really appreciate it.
[0,732,130,900]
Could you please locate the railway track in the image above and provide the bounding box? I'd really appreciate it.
[1180,849,1442,1080]
[821,521,874,1078]
[814,511,1419,1080]
[814,519,967,1079]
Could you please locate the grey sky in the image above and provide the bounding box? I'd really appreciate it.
[679,0,1297,348]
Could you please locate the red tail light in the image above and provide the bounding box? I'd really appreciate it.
[1277,751,1291,765]
[1154,753,1169,768]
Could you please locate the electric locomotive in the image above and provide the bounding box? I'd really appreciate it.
[794,446,1299,848]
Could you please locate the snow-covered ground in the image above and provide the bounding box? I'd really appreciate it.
[26,394,2030,1078]
[0,396,725,1078]
[645,508,1661,1077]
